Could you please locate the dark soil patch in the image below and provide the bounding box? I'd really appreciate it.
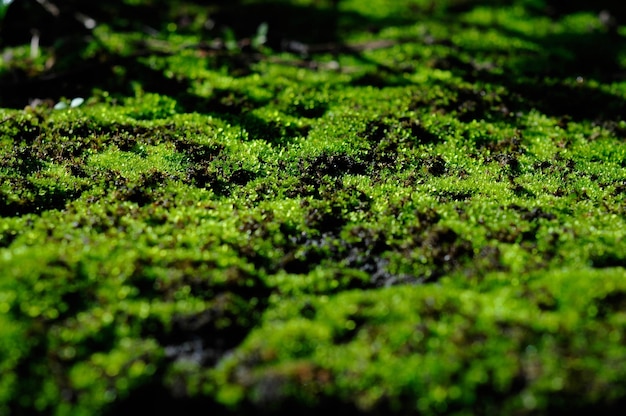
[361,116,440,172]
[114,170,172,206]
[0,176,84,216]
[291,153,367,198]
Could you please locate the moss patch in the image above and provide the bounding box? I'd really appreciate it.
[1,0,626,414]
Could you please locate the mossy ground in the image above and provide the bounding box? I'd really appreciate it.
[1,0,626,414]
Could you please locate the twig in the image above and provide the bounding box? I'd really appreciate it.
[0,114,16,125]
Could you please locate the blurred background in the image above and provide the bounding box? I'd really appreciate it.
[1,0,625,108]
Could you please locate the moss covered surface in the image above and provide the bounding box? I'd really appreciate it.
[1,0,626,414]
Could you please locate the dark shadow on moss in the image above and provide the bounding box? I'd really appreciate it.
[0,178,85,216]
[590,253,626,269]
[0,0,177,47]
[2,0,626,128]
[494,32,623,116]
[180,88,269,116]
[448,0,626,81]
[0,0,421,108]
[103,260,273,414]
[433,54,626,125]
[107,386,368,416]
[425,2,626,123]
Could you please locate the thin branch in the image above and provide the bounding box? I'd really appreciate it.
[0,114,16,125]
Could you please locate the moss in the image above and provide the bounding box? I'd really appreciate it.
[214,267,626,413]
[1,0,626,414]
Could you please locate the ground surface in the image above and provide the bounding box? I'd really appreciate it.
[1,0,626,414]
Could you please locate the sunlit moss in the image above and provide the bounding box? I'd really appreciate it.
[1,0,626,414]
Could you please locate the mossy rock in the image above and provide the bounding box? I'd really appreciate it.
[1,0,626,414]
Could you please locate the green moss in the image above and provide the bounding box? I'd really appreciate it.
[1,0,626,414]
[212,267,626,413]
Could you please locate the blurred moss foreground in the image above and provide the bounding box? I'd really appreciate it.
[2,0,626,414]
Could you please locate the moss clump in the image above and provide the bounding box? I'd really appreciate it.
[215,267,626,413]
[1,0,626,414]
